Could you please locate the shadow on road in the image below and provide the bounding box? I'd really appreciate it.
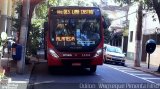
[49,67,96,76]
[27,63,98,89]
[33,63,96,76]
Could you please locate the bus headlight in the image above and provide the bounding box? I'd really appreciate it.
[49,49,59,58]
[94,49,103,57]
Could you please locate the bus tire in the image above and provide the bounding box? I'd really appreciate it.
[48,66,54,74]
[44,50,47,60]
[90,66,97,73]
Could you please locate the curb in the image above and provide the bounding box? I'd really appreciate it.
[26,62,36,89]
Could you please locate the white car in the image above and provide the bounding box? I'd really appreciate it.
[104,45,125,66]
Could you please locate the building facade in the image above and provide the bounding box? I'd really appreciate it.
[0,0,18,38]
[127,3,160,66]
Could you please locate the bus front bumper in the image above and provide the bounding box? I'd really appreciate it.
[47,54,103,67]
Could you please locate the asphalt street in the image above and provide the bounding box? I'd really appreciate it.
[27,63,160,89]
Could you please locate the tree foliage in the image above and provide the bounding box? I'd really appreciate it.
[30,0,111,53]
[12,2,22,32]
[114,0,160,22]
[27,23,42,56]
[103,14,111,44]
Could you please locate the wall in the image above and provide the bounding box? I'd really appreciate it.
[127,3,160,67]
[127,3,138,60]
[146,45,160,66]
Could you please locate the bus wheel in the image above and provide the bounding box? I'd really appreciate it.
[48,66,54,74]
[44,50,47,60]
[90,66,97,73]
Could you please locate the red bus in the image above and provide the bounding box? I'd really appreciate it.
[44,6,106,73]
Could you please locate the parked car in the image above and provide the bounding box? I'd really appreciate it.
[104,45,125,66]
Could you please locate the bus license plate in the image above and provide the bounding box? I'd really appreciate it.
[72,63,81,66]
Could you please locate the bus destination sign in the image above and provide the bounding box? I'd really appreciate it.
[54,9,94,15]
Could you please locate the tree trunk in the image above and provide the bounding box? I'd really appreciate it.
[134,2,143,67]
[17,0,30,74]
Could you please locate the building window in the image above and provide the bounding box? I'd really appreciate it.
[130,31,133,42]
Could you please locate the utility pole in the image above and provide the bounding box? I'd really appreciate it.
[134,1,143,67]
[17,0,30,74]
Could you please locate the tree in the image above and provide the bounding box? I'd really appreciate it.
[27,0,57,56]
[27,22,41,56]
[114,0,143,67]
[114,0,160,23]
[12,2,22,40]
[114,0,160,71]
[103,14,111,44]
[31,0,111,53]
[134,2,143,67]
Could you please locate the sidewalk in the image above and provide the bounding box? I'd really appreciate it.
[0,57,34,89]
[125,59,160,77]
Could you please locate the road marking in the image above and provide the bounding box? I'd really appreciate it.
[33,81,55,85]
[107,65,144,73]
[122,70,143,73]
[133,74,153,76]
[10,81,28,83]
[116,68,135,70]
[104,64,160,86]
[142,78,160,80]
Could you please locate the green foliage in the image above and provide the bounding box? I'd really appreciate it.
[104,28,111,44]
[114,0,154,10]
[114,0,160,22]
[31,19,45,28]
[27,22,42,56]
[35,3,48,19]
[114,0,139,5]
[12,2,22,32]
[123,26,129,36]
[29,0,108,55]
[48,0,58,6]
[103,14,111,44]
[28,17,45,56]
[92,2,99,7]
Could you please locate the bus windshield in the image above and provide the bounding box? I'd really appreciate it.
[49,7,102,52]
[50,17,101,52]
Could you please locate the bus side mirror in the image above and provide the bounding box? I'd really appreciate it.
[44,22,48,31]
[145,39,156,54]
